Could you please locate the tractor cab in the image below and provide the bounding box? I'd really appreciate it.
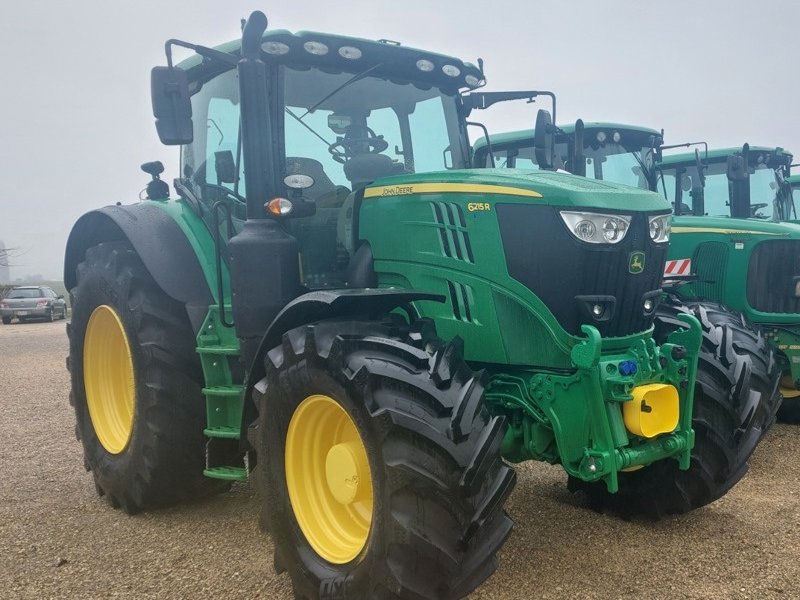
[167,31,482,289]
[473,121,663,190]
[658,146,795,220]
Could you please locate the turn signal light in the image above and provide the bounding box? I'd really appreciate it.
[266,197,293,216]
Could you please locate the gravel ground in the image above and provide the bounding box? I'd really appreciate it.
[1,320,799,599]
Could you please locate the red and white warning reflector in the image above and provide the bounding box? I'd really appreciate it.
[664,258,692,276]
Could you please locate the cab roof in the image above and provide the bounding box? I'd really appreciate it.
[473,122,661,150]
[176,28,484,93]
[660,146,794,166]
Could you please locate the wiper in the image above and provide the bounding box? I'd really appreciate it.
[285,108,332,147]
[300,63,384,119]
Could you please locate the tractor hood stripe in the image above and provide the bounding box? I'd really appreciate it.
[364,183,543,199]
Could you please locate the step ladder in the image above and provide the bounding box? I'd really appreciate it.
[196,306,247,481]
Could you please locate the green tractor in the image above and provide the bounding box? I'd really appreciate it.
[65,12,713,598]
[657,145,798,421]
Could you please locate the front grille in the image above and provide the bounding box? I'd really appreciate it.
[747,240,800,313]
[496,204,667,337]
[692,242,728,301]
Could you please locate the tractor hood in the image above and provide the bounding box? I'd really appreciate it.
[364,168,671,212]
[671,215,800,238]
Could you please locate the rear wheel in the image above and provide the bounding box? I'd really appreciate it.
[569,300,780,517]
[1,316,10,325]
[47,308,54,322]
[68,241,226,513]
[252,318,515,599]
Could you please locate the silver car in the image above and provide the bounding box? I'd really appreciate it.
[0,286,67,324]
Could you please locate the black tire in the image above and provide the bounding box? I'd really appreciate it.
[252,317,515,599]
[47,308,54,322]
[569,300,781,518]
[68,241,227,513]
[1,316,10,325]
[778,400,800,423]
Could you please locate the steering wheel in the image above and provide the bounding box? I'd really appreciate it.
[750,202,768,216]
[200,183,247,205]
[328,127,389,164]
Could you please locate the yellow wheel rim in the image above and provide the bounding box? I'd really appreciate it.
[285,394,373,564]
[83,305,136,455]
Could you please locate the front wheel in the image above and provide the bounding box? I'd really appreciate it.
[569,300,781,517]
[252,318,515,599]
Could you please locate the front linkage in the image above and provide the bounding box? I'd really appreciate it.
[490,318,701,493]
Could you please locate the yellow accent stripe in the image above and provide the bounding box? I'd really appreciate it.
[671,226,782,236]
[363,183,543,199]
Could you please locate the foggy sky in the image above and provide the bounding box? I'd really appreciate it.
[2,0,798,280]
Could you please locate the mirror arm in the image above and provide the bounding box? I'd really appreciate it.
[165,39,239,69]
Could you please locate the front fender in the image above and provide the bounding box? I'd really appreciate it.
[240,288,445,446]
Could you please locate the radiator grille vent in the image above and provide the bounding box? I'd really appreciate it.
[747,240,800,313]
[431,202,474,263]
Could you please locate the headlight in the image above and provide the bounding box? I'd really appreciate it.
[648,214,671,243]
[560,211,631,244]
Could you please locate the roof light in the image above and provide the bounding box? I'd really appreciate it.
[416,59,435,72]
[338,46,362,59]
[262,41,290,55]
[465,74,481,87]
[303,41,329,56]
[266,197,294,216]
[442,64,461,77]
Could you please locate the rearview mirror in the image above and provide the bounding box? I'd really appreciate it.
[214,151,237,184]
[151,66,193,145]
[534,109,554,170]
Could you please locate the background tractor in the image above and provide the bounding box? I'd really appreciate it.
[65,12,708,598]
[474,119,784,500]
[657,145,799,421]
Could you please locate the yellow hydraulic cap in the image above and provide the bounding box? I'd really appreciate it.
[623,383,679,438]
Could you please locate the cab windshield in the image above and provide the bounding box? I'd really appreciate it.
[181,66,468,208]
[478,129,656,190]
[659,159,796,219]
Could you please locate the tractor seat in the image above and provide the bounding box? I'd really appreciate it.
[286,157,338,199]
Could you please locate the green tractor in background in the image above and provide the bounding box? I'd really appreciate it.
[475,122,788,429]
[657,145,799,421]
[65,12,722,598]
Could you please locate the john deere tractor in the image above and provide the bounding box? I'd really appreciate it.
[656,145,799,421]
[475,119,784,501]
[65,12,708,598]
